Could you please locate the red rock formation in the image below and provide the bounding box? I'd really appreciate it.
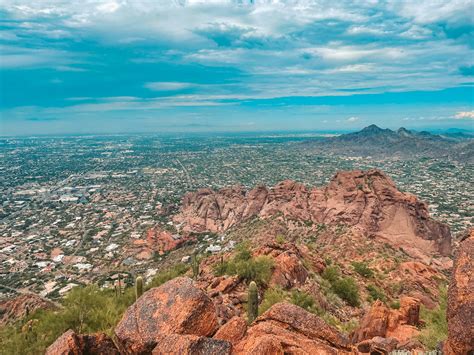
[233,302,352,354]
[213,316,247,346]
[45,330,118,355]
[174,169,451,257]
[152,334,231,355]
[352,297,422,348]
[115,277,218,354]
[255,243,308,289]
[444,229,474,355]
[0,294,56,326]
[145,226,191,255]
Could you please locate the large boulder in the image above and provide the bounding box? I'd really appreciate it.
[213,316,247,346]
[444,229,474,355]
[352,297,421,346]
[45,330,119,355]
[115,277,219,354]
[233,302,352,354]
[152,334,231,355]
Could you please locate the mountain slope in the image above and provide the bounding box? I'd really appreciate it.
[303,125,473,162]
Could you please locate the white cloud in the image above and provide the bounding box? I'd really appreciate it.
[347,116,359,122]
[454,111,474,120]
[144,82,195,91]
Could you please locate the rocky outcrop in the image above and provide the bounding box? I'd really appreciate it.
[152,334,231,355]
[174,169,451,257]
[0,294,56,326]
[444,229,474,355]
[233,302,352,354]
[213,316,247,346]
[352,297,422,350]
[115,277,218,354]
[45,330,119,355]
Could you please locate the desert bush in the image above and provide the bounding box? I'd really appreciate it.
[418,286,448,350]
[352,261,374,278]
[332,277,360,307]
[322,265,340,283]
[366,284,386,302]
[214,243,274,285]
[147,263,188,289]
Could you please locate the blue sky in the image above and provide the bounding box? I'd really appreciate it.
[0,0,473,135]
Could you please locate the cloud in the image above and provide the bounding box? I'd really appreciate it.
[454,111,474,119]
[347,116,359,122]
[144,82,195,91]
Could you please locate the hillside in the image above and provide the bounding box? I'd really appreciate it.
[1,169,472,354]
[303,125,474,162]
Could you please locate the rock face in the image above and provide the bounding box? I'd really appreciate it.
[174,169,451,257]
[45,330,119,355]
[0,294,56,326]
[115,277,218,354]
[445,229,474,355]
[352,297,422,348]
[213,316,247,346]
[152,334,231,355]
[233,302,352,354]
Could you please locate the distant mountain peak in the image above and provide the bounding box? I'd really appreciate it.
[361,124,384,133]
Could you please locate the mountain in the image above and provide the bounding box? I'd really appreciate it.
[174,169,451,258]
[303,125,473,162]
[6,168,472,354]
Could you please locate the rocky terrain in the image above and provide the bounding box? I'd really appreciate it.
[304,125,474,162]
[175,169,451,260]
[3,168,473,354]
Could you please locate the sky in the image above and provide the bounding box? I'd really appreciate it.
[0,0,473,136]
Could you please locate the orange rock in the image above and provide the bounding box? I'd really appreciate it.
[174,169,451,258]
[213,316,247,345]
[152,334,231,355]
[353,298,421,346]
[352,300,390,343]
[233,302,351,354]
[115,277,219,354]
[0,294,56,326]
[444,229,474,355]
[45,330,118,355]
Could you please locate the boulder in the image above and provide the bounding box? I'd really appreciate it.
[233,302,351,354]
[444,229,474,355]
[352,300,390,343]
[45,330,118,355]
[0,294,56,326]
[115,277,218,354]
[152,334,231,355]
[353,298,421,345]
[213,316,247,345]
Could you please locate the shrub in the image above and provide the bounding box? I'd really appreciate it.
[418,286,448,350]
[352,261,374,278]
[322,265,340,283]
[366,284,386,302]
[259,287,287,315]
[332,277,360,307]
[390,300,400,309]
[213,243,274,285]
[275,235,285,244]
[147,263,188,289]
[259,287,320,316]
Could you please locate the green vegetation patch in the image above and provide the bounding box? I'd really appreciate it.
[352,261,374,278]
[418,286,448,350]
[214,243,274,285]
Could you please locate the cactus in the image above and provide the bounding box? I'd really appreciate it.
[247,281,258,324]
[135,276,144,300]
[192,254,200,279]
